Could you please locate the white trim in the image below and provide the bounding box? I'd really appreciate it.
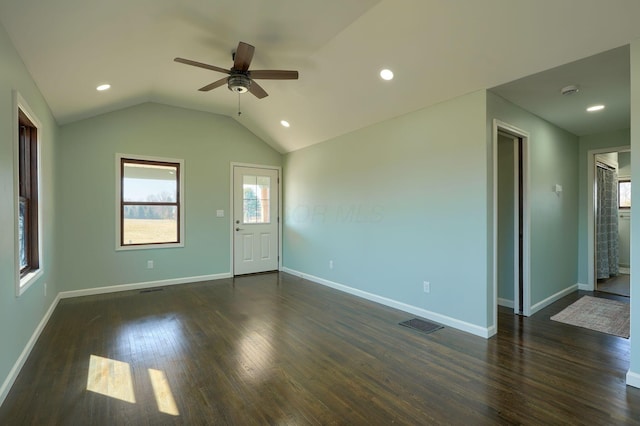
[530,284,578,315]
[577,283,591,291]
[58,273,231,299]
[13,90,44,297]
[493,120,531,325]
[587,146,630,290]
[626,370,640,388]
[282,268,493,338]
[620,267,631,274]
[115,153,185,251]
[0,293,60,406]
[498,298,514,308]
[229,163,282,276]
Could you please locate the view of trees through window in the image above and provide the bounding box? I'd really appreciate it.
[121,158,180,246]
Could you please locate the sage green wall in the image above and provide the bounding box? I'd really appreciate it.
[628,40,640,380]
[497,134,515,303]
[576,128,630,285]
[283,90,490,329]
[619,151,631,178]
[0,24,59,399]
[58,102,281,292]
[487,92,579,308]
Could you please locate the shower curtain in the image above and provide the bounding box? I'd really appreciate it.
[596,165,619,279]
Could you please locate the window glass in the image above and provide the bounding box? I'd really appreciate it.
[243,175,270,224]
[619,180,631,208]
[120,158,181,247]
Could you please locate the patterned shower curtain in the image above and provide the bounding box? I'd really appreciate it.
[596,165,619,279]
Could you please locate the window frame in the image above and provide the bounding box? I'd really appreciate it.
[14,91,43,296]
[115,153,185,251]
[619,179,631,209]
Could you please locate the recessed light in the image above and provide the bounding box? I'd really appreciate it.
[280,120,290,128]
[380,69,394,81]
[587,104,605,112]
[96,84,111,91]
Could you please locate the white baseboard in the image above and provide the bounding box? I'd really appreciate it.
[1,272,231,407]
[578,283,592,291]
[620,267,631,274]
[281,267,492,338]
[627,370,640,388]
[498,298,514,308]
[530,284,578,316]
[59,273,232,299]
[0,293,61,407]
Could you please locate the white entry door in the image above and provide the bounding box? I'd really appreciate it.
[233,166,279,275]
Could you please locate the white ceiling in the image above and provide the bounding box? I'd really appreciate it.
[1,0,639,153]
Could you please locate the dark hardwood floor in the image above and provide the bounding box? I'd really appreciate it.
[1,272,639,425]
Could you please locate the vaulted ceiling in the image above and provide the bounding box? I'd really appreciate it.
[1,0,639,153]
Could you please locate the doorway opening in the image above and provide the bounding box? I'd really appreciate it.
[588,148,631,297]
[494,120,531,329]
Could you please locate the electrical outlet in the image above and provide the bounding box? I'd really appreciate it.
[423,281,430,293]
[147,260,154,269]
[329,260,334,269]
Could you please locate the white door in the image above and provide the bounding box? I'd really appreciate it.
[233,166,279,275]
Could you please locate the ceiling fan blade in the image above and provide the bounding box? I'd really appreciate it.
[233,42,255,72]
[250,70,299,80]
[198,77,228,92]
[249,80,268,99]
[174,57,230,75]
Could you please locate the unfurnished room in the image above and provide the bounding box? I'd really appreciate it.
[2,1,640,424]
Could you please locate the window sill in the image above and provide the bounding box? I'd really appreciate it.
[116,242,184,251]
[18,268,43,296]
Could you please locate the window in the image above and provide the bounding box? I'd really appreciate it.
[117,155,184,249]
[18,109,39,277]
[243,175,271,224]
[619,180,631,209]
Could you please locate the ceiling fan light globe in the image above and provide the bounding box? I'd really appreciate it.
[228,75,251,94]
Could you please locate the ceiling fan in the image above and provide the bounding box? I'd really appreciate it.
[174,41,299,99]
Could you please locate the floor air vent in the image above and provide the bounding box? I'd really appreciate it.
[399,318,443,335]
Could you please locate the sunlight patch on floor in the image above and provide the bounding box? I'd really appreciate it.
[149,368,180,416]
[87,355,136,404]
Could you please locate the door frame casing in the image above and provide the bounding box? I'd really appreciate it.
[492,119,531,332]
[587,146,630,289]
[229,162,283,275]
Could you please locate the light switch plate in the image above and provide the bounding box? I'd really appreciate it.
[216,209,224,217]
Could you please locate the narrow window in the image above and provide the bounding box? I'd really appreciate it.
[619,180,631,209]
[118,156,183,249]
[18,109,39,276]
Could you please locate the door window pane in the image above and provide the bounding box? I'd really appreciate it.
[243,175,271,224]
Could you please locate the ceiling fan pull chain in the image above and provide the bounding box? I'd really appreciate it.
[238,93,242,116]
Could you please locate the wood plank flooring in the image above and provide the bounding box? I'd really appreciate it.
[1,273,639,425]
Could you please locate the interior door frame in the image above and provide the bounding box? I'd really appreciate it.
[229,162,282,276]
[493,119,531,332]
[587,146,630,290]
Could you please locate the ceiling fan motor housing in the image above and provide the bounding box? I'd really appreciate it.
[228,74,251,93]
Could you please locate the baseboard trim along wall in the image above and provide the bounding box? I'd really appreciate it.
[0,272,232,407]
[498,298,514,309]
[0,293,61,407]
[577,283,591,291]
[281,267,492,338]
[626,369,640,389]
[58,273,232,299]
[530,284,578,316]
